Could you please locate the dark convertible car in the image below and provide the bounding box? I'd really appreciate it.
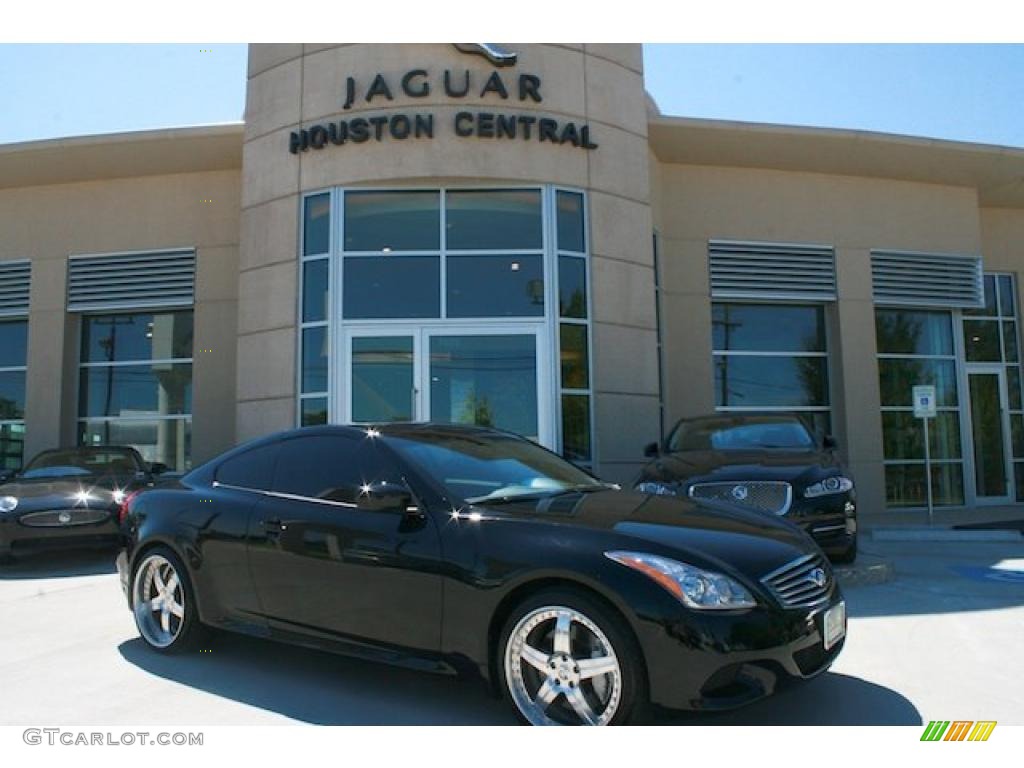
[635,414,858,563]
[118,423,846,726]
[0,446,159,563]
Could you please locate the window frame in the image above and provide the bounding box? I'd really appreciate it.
[75,309,195,471]
[710,301,834,434]
[296,185,596,468]
[0,318,28,469]
[876,307,965,507]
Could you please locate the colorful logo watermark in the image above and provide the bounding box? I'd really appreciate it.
[920,721,997,741]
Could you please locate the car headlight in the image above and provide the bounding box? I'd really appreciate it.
[634,481,678,496]
[0,496,17,513]
[804,476,854,498]
[606,551,756,610]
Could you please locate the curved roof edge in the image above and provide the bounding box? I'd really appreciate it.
[649,115,1024,208]
[0,123,244,191]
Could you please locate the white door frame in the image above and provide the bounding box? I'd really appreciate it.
[965,364,1014,504]
[341,326,422,425]
[340,323,553,448]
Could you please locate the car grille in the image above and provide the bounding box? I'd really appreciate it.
[19,509,112,527]
[760,553,833,609]
[688,481,792,515]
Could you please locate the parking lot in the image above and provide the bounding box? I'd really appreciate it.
[0,539,1021,726]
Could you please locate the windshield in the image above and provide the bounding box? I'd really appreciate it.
[668,417,815,452]
[21,449,142,480]
[386,431,603,504]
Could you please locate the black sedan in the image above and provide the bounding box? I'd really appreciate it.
[0,446,160,564]
[117,423,846,726]
[635,414,858,563]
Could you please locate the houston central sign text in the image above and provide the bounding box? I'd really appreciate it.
[288,66,598,154]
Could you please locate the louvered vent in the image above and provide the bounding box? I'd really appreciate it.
[67,249,196,312]
[0,260,31,317]
[871,250,983,308]
[709,241,836,301]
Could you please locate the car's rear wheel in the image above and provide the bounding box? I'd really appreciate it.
[499,589,647,726]
[131,547,203,653]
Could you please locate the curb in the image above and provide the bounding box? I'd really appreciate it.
[834,552,894,587]
[871,528,1022,543]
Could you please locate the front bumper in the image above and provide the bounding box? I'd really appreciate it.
[639,587,846,711]
[0,506,120,557]
[788,494,857,556]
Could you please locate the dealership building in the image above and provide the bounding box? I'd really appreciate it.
[2,43,1024,524]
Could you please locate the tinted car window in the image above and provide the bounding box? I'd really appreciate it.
[386,431,600,504]
[669,418,815,452]
[216,443,280,491]
[22,448,143,478]
[272,435,399,504]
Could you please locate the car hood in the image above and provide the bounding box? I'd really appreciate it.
[638,449,839,487]
[476,489,819,581]
[0,476,131,512]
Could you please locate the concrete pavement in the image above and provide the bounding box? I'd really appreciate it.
[0,540,1021,725]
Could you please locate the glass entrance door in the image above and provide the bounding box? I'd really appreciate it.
[342,326,551,446]
[346,332,418,423]
[967,367,1013,502]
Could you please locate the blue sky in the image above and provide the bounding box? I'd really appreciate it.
[0,44,1021,147]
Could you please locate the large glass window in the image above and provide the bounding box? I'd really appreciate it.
[300,192,332,426]
[555,190,593,464]
[876,309,964,507]
[963,273,1024,501]
[711,303,831,436]
[78,311,193,471]
[338,189,545,321]
[0,319,28,469]
[299,187,592,465]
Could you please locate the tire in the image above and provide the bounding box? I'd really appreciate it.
[831,537,858,565]
[497,588,648,726]
[130,546,205,653]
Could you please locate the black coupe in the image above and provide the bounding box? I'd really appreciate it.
[0,445,162,563]
[118,423,846,725]
[635,414,858,563]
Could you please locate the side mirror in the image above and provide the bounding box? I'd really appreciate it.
[356,481,415,514]
[643,442,660,458]
[822,435,838,451]
[149,462,170,476]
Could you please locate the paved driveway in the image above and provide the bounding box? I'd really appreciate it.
[0,540,1021,725]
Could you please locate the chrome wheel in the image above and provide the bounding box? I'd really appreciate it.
[132,553,186,648]
[504,605,623,726]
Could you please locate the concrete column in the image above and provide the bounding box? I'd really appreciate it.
[191,245,240,462]
[23,257,69,458]
[833,247,886,518]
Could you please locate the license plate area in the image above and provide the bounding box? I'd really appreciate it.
[823,601,846,650]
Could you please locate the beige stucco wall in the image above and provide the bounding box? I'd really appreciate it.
[0,170,241,464]
[650,163,984,515]
[239,43,657,482]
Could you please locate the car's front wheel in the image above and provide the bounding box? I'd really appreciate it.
[498,588,647,725]
[130,547,203,653]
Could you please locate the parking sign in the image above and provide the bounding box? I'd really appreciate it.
[913,385,937,418]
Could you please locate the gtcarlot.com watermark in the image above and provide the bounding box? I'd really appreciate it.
[23,729,203,747]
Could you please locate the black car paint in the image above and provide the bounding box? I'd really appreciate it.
[636,439,858,560]
[0,447,154,559]
[119,424,845,712]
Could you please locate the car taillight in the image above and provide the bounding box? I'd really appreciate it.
[118,491,141,524]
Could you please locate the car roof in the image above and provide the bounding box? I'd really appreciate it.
[28,445,143,461]
[272,422,515,442]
